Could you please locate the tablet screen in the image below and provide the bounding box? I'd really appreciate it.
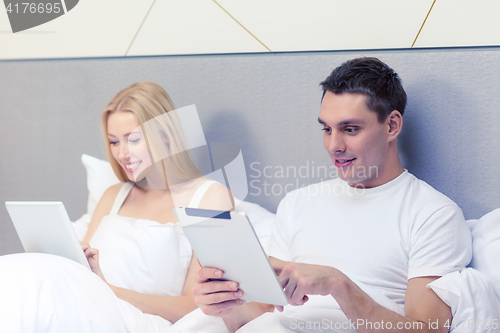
[175,207,288,306]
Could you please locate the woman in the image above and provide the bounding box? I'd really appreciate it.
[0,82,233,332]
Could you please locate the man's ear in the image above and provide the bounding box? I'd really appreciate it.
[386,110,403,142]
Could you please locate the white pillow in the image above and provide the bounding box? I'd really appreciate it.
[467,209,500,300]
[81,154,121,216]
[428,268,500,332]
[72,154,120,241]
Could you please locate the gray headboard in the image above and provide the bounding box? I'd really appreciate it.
[1,47,500,255]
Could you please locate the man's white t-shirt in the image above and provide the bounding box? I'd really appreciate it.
[267,170,472,305]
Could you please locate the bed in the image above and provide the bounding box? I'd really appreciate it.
[1,46,500,332]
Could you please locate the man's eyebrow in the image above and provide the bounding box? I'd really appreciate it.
[318,117,327,125]
[337,119,364,126]
[317,118,364,126]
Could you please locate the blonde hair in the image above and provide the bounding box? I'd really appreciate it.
[100,81,202,183]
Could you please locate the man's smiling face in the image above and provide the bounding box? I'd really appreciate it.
[319,91,391,188]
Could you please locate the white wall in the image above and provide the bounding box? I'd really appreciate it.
[1,47,500,255]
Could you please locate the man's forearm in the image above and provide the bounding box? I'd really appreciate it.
[332,277,447,333]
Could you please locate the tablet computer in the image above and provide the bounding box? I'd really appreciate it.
[5,201,91,269]
[174,207,288,306]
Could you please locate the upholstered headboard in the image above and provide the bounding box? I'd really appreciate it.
[1,47,500,254]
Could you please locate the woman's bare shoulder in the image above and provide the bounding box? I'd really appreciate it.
[83,183,127,242]
[102,183,124,198]
[96,183,125,212]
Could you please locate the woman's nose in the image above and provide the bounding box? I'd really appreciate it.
[118,142,130,159]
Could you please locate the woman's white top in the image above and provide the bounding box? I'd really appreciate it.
[90,180,216,296]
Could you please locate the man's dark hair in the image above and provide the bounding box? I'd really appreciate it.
[320,57,407,122]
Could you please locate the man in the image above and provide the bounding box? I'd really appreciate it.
[192,57,472,332]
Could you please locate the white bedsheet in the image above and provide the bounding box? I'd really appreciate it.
[0,253,172,333]
[429,268,500,333]
[2,252,497,333]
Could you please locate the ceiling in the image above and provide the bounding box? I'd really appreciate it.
[1,0,500,60]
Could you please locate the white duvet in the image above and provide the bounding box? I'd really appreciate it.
[0,250,400,333]
[1,252,499,333]
[0,253,174,333]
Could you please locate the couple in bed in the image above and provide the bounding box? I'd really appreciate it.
[1,57,472,333]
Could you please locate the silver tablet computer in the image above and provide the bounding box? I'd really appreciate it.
[5,201,91,269]
[174,207,288,306]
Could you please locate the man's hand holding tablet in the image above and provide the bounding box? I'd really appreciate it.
[175,207,287,331]
[192,266,276,332]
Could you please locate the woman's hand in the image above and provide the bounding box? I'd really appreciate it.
[80,242,107,282]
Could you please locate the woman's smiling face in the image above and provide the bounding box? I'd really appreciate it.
[107,111,153,182]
